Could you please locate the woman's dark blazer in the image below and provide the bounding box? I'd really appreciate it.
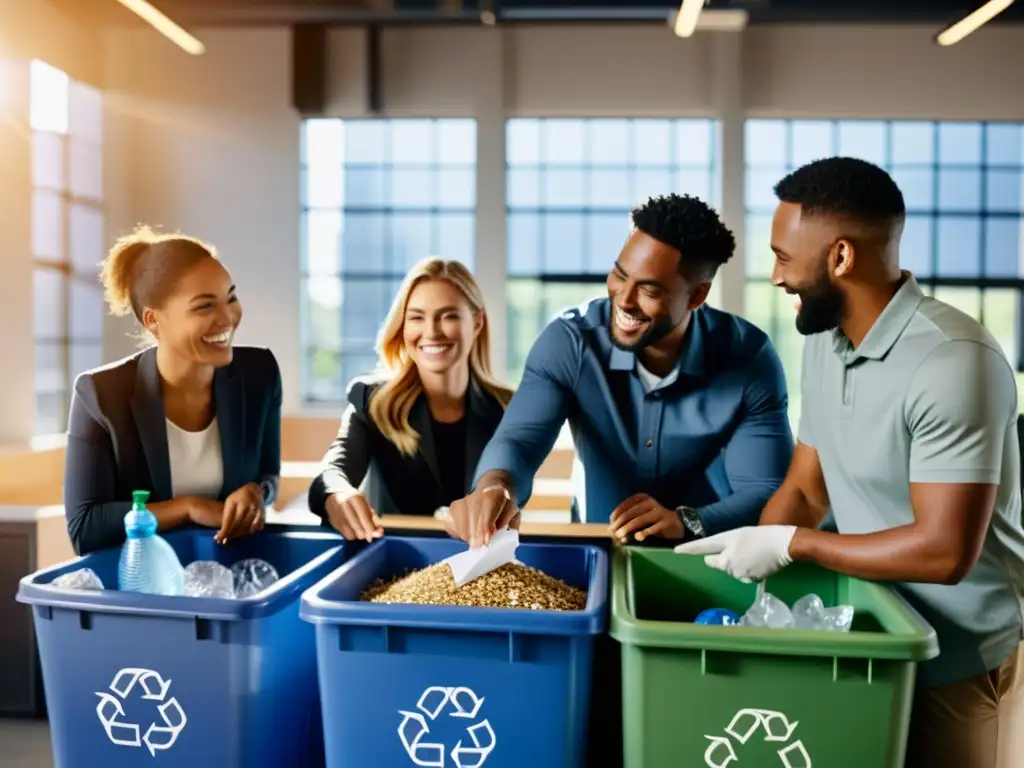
[63,345,282,554]
[307,376,506,522]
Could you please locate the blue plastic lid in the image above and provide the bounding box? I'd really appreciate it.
[124,489,157,539]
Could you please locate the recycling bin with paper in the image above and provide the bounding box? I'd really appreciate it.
[610,546,940,768]
[299,534,608,768]
[16,525,349,768]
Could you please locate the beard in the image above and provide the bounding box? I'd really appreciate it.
[795,279,845,336]
[608,312,677,352]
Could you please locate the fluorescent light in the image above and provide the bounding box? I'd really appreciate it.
[115,0,206,55]
[673,0,705,38]
[936,0,1014,46]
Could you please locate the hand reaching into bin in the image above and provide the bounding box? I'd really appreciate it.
[325,491,383,542]
[446,476,521,548]
[218,483,267,544]
[186,487,265,545]
[673,525,797,582]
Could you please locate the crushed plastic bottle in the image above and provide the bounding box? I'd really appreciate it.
[231,558,280,598]
[823,604,855,632]
[740,589,794,628]
[118,490,185,596]
[791,593,827,630]
[52,568,104,591]
[183,561,235,598]
[792,593,855,632]
[738,588,854,632]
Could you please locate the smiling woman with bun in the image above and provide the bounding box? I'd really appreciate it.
[63,225,282,554]
[307,257,514,541]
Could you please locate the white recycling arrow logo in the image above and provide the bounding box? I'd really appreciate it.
[704,708,812,768]
[95,667,187,756]
[398,686,496,768]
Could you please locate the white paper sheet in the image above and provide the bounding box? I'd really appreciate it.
[442,527,520,588]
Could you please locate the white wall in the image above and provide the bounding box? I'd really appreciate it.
[102,29,302,413]
[743,25,1024,120]
[0,0,103,86]
[0,0,101,445]
[79,20,1024,421]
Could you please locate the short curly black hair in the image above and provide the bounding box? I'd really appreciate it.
[774,157,906,226]
[630,193,736,282]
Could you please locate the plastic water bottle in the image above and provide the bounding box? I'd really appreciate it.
[118,490,185,596]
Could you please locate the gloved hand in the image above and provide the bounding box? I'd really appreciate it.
[673,525,797,582]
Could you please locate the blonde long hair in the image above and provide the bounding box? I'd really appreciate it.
[367,258,514,456]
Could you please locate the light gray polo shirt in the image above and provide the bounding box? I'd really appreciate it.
[800,273,1024,688]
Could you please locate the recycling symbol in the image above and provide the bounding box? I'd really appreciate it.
[398,686,496,768]
[95,668,187,756]
[704,708,812,768]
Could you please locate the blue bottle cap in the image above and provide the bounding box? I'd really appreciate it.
[124,490,157,539]
[694,608,741,626]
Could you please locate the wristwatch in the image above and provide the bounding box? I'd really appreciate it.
[677,506,706,539]
[258,478,275,507]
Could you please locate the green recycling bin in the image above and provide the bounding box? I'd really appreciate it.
[610,546,939,768]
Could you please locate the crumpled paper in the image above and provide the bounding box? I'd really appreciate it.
[442,526,520,587]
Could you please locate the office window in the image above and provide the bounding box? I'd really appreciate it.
[30,60,105,435]
[745,119,1024,421]
[301,119,476,402]
[505,118,722,383]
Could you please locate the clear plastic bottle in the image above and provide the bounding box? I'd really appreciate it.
[118,489,185,596]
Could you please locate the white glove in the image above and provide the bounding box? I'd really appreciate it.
[673,525,797,583]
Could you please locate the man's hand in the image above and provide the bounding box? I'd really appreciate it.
[325,491,383,542]
[609,494,684,543]
[673,525,797,582]
[446,483,520,548]
[218,483,265,544]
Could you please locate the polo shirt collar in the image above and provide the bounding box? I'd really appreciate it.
[832,271,924,363]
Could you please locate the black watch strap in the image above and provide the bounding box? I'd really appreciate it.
[259,479,274,506]
[677,506,706,539]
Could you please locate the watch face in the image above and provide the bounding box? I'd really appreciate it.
[682,508,705,537]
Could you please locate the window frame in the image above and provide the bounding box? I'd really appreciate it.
[743,118,1024,423]
[30,62,105,436]
[504,117,723,383]
[299,117,478,405]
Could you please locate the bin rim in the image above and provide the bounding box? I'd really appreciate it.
[16,527,350,622]
[608,546,940,662]
[299,535,609,637]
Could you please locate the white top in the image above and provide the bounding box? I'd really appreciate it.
[635,360,665,394]
[166,417,224,499]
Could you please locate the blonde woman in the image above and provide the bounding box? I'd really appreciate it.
[308,258,514,541]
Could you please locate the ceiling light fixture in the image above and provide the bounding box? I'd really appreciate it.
[936,0,1015,46]
[673,0,706,38]
[115,0,206,55]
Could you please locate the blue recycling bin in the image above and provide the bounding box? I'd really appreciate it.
[16,525,349,768]
[299,535,608,768]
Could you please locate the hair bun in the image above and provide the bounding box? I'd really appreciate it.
[99,227,156,318]
[98,225,216,322]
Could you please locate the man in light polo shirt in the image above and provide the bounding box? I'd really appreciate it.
[676,157,1024,767]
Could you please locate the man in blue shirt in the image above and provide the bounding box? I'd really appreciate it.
[446,193,794,548]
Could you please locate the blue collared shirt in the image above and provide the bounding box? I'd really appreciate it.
[474,298,794,532]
